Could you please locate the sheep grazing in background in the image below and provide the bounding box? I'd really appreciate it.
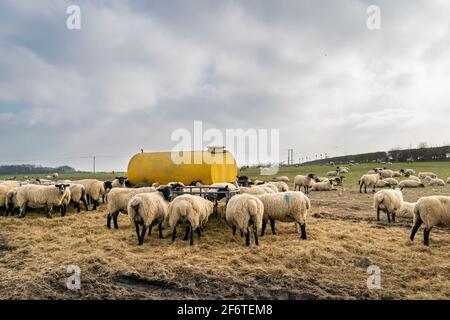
[128,186,173,245]
[373,189,403,223]
[16,184,70,218]
[396,201,416,219]
[423,176,433,183]
[383,178,399,189]
[399,180,425,190]
[407,176,421,182]
[239,186,274,195]
[326,170,339,177]
[359,173,380,193]
[293,173,316,194]
[375,180,391,189]
[72,179,105,210]
[447,177,450,184]
[418,172,437,179]
[400,169,415,177]
[272,176,289,183]
[379,169,394,179]
[429,178,446,187]
[410,196,450,246]
[267,181,289,192]
[259,184,278,193]
[106,187,155,229]
[225,194,264,246]
[257,192,311,240]
[367,170,376,174]
[310,179,336,191]
[392,171,401,177]
[167,194,214,245]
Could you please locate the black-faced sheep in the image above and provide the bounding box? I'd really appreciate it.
[293,174,316,194]
[373,189,403,223]
[16,184,70,218]
[359,174,380,193]
[399,180,425,190]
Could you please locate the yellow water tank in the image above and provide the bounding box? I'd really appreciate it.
[127,149,238,185]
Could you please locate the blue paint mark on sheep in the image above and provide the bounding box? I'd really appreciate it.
[284,194,290,204]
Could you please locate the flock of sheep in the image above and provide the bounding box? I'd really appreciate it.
[0,166,449,247]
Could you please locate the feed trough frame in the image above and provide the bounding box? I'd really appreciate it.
[173,186,240,203]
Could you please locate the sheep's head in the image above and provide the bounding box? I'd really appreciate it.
[419,183,425,188]
[104,181,113,191]
[157,186,174,201]
[307,173,316,179]
[55,184,69,195]
[116,176,127,185]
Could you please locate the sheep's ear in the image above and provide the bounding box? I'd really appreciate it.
[65,184,70,187]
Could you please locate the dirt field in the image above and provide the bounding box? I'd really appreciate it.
[0,183,448,300]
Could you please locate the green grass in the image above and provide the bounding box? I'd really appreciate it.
[240,161,450,191]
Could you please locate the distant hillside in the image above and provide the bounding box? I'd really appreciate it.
[303,145,450,166]
[0,164,77,175]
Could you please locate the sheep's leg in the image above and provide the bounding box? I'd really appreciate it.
[196,227,202,238]
[240,230,244,237]
[183,226,190,241]
[410,219,423,241]
[189,226,194,245]
[18,204,27,218]
[76,202,81,213]
[93,199,99,211]
[300,223,307,240]
[253,224,259,246]
[109,210,120,229]
[82,197,89,211]
[376,207,380,221]
[232,225,237,236]
[423,227,432,246]
[158,223,163,239]
[171,227,177,241]
[270,218,276,235]
[386,211,391,224]
[47,206,53,219]
[359,183,362,193]
[106,213,112,229]
[392,212,396,223]
[261,220,267,236]
[148,224,153,236]
[245,228,250,246]
[139,225,147,245]
[134,222,140,244]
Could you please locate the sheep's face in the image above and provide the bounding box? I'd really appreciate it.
[104,181,113,191]
[55,184,69,195]
[158,186,173,201]
[307,173,315,179]
[116,177,127,185]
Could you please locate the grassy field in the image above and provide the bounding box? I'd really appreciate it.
[0,162,449,299]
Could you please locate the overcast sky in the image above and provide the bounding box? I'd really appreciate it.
[1,0,449,171]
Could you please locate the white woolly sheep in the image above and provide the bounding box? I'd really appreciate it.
[112,177,127,188]
[59,187,71,217]
[326,170,339,177]
[1,181,21,188]
[400,169,415,176]
[359,174,380,193]
[166,194,214,245]
[73,179,105,210]
[0,184,10,215]
[106,187,155,229]
[128,186,173,245]
[447,177,450,184]
[423,176,433,183]
[267,181,289,192]
[399,180,425,190]
[418,172,437,179]
[69,184,89,213]
[293,174,316,194]
[375,180,391,189]
[239,186,275,195]
[407,176,421,182]
[379,169,394,179]
[259,184,278,193]
[392,171,401,177]
[16,184,70,218]
[5,187,20,216]
[410,196,450,246]
[272,176,289,182]
[383,178,399,188]
[429,178,445,187]
[310,179,336,191]
[257,191,311,239]
[225,194,264,246]
[396,201,416,219]
[373,189,403,223]
[209,182,238,190]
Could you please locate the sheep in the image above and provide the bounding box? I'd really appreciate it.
[5,187,20,216]
[326,170,339,177]
[128,186,173,245]
[16,184,70,218]
[407,176,421,182]
[1,181,21,188]
[225,194,264,246]
[367,170,376,174]
[209,182,238,190]
[72,179,105,210]
[399,180,425,190]
[379,169,394,179]
[0,184,9,215]
[429,178,445,187]
[359,174,380,193]
[69,184,89,213]
[396,201,416,219]
[410,196,450,246]
[383,178,399,189]
[375,180,392,189]
[423,176,433,184]
[257,191,310,239]
[310,179,336,191]
[373,189,403,223]
[166,194,214,245]
[293,173,316,194]
[239,186,274,195]
[272,176,289,183]
[418,172,437,179]
[392,171,402,177]
[400,169,415,176]
[106,187,155,229]
[37,179,53,185]
[112,177,127,188]
[59,187,71,217]
[267,181,289,192]
[259,183,278,193]
[447,177,450,184]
